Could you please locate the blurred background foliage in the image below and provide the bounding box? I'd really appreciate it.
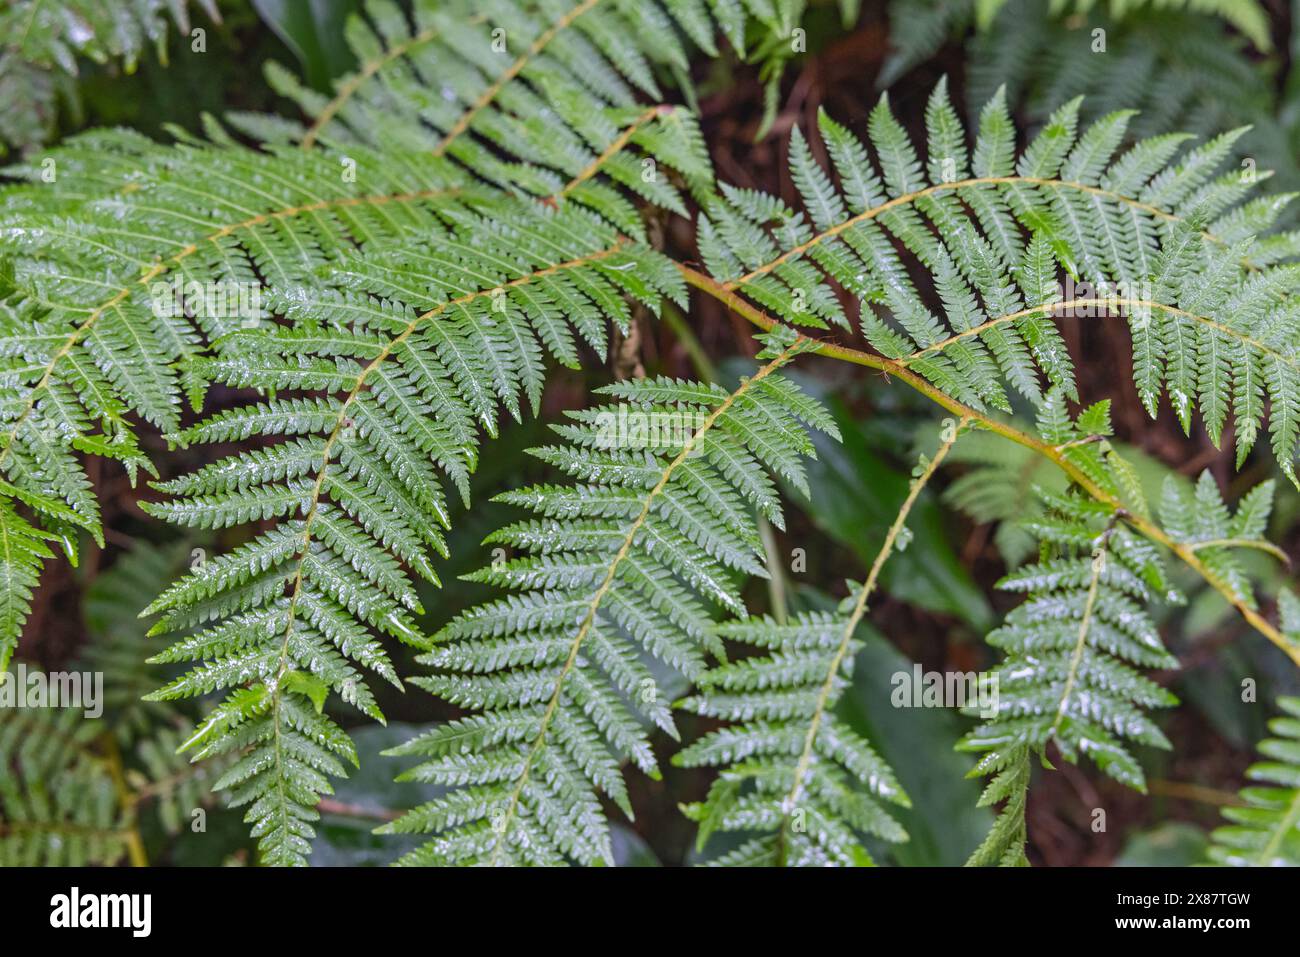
[4,0,1299,866]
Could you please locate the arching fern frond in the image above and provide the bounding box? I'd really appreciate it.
[381,334,835,866]
[674,419,970,866]
[693,78,1300,481]
[959,399,1184,794]
[258,0,720,233]
[1208,694,1300,866]
[0,705,130,866]
[140,204,682,866]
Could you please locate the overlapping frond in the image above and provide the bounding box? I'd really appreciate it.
[1158,468,1284,609]
[959,399,1184,793]
[257,0,723,231]
[1209,695,1300,866]
[694,78,1300,480]
[0,495,52,672]
[381,335,835,865]
[140,203,683,865]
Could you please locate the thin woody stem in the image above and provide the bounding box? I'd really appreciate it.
[676,262,1300,668]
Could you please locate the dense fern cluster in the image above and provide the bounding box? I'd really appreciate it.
[3,0,1300,868]
[0,136,470,666]
[1210,694,1300,866]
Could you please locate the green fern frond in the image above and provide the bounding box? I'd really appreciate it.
[959,500,1179,792]
[693,78,1300,481]
[976,0,1270,47]
[3,0,219,73]
[1159,469,1284,607]
[674,608,911,866]
[0,705,129,866]
[381,337,835,865]
[959,401,1185,793]
[964,744,1031,866]
[885,0,1271,86]
[141,203,682,865]
[0,497,53,672]
[0,0,220,152]
[673,419,973,866]
[962,0,1300,226]
[942,402,1167,565]
[0,666,233,865]
[962,406,1287,860]
[261,0,718,225]
[1208,695,1300,866]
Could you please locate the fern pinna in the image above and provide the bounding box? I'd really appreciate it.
[378,334,840,865]
[1210,695,1300,866]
